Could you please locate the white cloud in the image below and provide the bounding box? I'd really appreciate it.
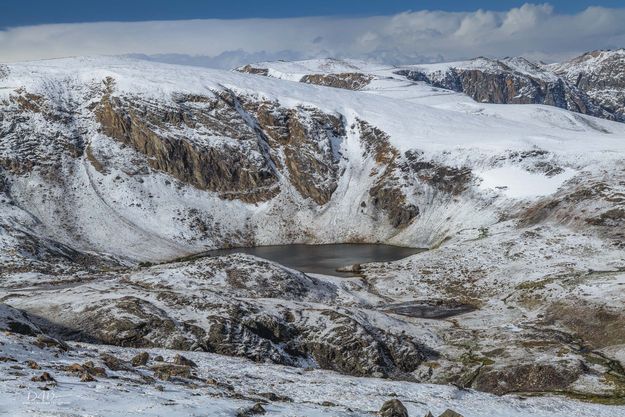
[1,3,624,68]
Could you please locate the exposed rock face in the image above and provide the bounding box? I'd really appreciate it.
[358,119,398,165]
[31,371,55,382]
[400,151,472,196]
[379,399,409,417]
[400,57,612,120]
[357,120,419,228]
[94,79,349,205]
[0,88,84,177]
[438,410,464,417]
[236,64,373,91]
[554,49,625,122]
[473,362,582,395]
[173,354,197,368]
[72,296,192,349]
[237,65,269,76]
[131,352,149,366]
[238,52,625,123]
[0,304,40,336]
[370,178,419,229]
[152,363,192,380]
[300,73,373,90]
[95,86,279,203]
[66,294,426,378]
[359,121,472,229]
[237,403,266,417]
[246,100,345,205]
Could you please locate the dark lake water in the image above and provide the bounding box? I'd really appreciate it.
[205,243,425,277]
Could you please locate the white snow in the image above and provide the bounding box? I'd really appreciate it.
[477,166,577,198]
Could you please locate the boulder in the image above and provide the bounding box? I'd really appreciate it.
[31,372,55,382]
[173,354,197,368]
[237,402,267,416]
[35,335,69,351]
[379,399,409,417]
[439,410,463,417]
[80,373,96,382]
[151,364,191,381]
[132,352,150,367]
[100,353,129,371]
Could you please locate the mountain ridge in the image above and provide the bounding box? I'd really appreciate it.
[238,49,625,122]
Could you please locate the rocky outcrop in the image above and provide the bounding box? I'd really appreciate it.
[400,57,612,120]
[10,255,429,379]
[473,362,582,395]
[73,296,194,348]
[0,223,120,274]
[237,65,269,76]
[400,151,472,196]
[357,119,398,165]
[370,178,419,229]
[361,125,472,229]
[554,49,625,121]
[94,79,348,206]
[238,52,625,123]
[0,304,40,336]
[379,399,409,417]
[0,88,84,177]
[65,295,427,378]
[244,100,345,205]
[300,73,373,90]
[236,65,373,91]
[438,411,464,417]
[95,88,279,203]
[357,120,419,228]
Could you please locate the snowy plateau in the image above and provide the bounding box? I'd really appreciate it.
[0,50,625,417]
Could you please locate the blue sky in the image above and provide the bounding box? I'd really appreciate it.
[3,0,625,26]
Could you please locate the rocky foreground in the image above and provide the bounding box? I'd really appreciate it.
[0,307,620,417]
[1,55,625,415]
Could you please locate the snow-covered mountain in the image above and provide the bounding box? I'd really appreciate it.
[2,56,624,265]
[551,49,625,121]
[1,55,625,416]
[238,49,625,122]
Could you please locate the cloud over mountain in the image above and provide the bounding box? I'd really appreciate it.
[1,3,624,67]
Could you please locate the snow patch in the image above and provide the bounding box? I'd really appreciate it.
[477,166,576,198]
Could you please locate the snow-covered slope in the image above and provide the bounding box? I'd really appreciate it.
[239,51,625,122]
[1,56,624,264]
[2,56,625,415]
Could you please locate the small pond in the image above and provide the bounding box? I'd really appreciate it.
[204,243,425,277]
